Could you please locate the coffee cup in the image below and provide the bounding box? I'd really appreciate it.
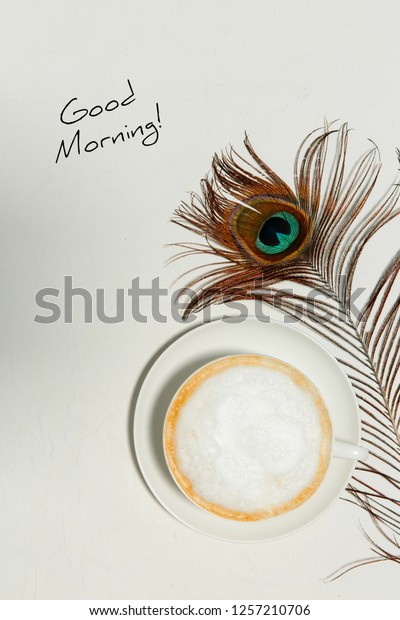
[163,354,368,521]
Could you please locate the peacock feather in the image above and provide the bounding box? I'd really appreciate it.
[171,123,400,575]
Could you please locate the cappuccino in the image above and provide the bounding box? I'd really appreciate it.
[164,355,332,521]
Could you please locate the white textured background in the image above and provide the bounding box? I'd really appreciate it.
[1,0,399,599]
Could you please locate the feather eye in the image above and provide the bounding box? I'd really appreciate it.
[231,199,309,262]
[171,122,400,574]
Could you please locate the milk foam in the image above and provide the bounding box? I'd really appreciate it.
[173,362,329,515]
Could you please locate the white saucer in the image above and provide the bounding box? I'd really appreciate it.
[133,317,360,542]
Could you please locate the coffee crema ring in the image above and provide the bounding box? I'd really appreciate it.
[163,355,332,521]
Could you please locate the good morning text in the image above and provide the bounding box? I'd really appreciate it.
[55,78,161,164]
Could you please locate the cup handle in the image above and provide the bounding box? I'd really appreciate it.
[333,440,369,461]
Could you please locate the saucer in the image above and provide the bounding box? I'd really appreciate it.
[133,317,360,542]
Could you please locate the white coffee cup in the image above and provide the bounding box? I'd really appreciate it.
[163,354,368,521]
